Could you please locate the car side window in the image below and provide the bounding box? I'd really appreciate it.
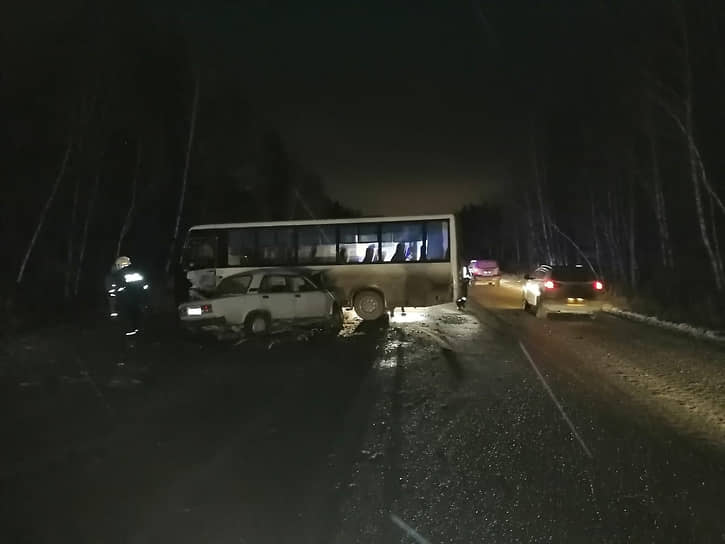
[215,275,251,296]
[288,276,317,293]
[259,275,291,293]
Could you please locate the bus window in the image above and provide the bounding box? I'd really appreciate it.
[425,220,449,261]
[183,234,218,270]
[298,226,336,265]
[339,224,379,264]
[227,229,256,266]
[258,227,295,265]
[381,222,423,262]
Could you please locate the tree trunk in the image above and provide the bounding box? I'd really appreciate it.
[550,222,599,277]
[605,189,626,282]
[116,144,142,258]
[15,135,73,286]
[681,16,725,290]
[628,178,637,288]
[167,72,200,274]
[74,170,101,297]
[523,192,537,268]
[64,177,81,300]
[645,111,674,268]
[590,190,602,274]
[531,130,553,264]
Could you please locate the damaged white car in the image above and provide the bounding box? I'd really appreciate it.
[178,268,343,339]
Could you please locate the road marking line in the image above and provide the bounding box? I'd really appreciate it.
[519,341,593,459]
[390,513,432,544]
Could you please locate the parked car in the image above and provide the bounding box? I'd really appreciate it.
[522,264,604,318]
[470,259,501,286]
[178,268,343,338]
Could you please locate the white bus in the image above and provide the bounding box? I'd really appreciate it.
[179,214,460,320]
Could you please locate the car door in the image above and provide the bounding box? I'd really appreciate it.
[258,274,296,321]
[289,275,330,319]
[212,274,253,325]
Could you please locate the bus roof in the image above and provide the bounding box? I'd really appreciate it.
[188,214,456,232]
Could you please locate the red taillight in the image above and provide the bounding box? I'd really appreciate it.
[544,280,555,289]
[594,281,604,291]
[201,304,213,313]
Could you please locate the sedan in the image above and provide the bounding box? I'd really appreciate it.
[522,264,604,318]
[179,268,343,338]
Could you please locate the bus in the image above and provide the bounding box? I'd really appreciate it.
[179,214,460,320]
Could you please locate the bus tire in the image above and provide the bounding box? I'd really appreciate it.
[245,311,271,336]
[354,290,385,321]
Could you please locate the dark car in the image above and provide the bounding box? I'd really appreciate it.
[522,264,604,318]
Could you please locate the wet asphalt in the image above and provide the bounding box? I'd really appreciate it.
[1,285,725,543]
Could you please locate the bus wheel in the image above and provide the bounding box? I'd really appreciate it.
[354,290,385,321]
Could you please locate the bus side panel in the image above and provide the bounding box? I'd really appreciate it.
[449,214,461,300]
[322,263,453,309]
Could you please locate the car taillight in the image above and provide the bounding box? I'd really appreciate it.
[544,280,555,289]
[594,281,604,291]
[201,304,213,313]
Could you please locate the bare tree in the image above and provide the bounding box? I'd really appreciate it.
[628,177,638,288]
[116,144,142,258]
[64,177,81,300]
[14,135,73,288]
[677,8,725,289]
[530,127,553,264]
[644,108,674,268]
[74,169,102,297]
[167,72,200,274]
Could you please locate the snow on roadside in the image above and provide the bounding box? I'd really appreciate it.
[601,304,725,344]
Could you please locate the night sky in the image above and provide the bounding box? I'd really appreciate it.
[166,0,528,215]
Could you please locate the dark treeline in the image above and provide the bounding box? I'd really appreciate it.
[1,2,354,323]
[460,0,725,327]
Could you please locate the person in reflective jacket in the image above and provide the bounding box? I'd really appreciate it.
[457,263,471,310]
[105,256,150,336]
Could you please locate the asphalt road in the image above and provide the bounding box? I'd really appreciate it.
[2,285,725,543]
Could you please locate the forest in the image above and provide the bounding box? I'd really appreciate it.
[1,1,354,325]
[460,0,725,327]
[3,0,725,329]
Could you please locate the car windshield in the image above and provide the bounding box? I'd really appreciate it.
[551,266,595,282]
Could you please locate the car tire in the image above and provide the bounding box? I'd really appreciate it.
[354,290,385,321]
[245,312,271,336]
[523,298,531,313]
[535,298,548,319]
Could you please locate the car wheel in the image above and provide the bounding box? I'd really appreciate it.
[354,290,385,321]
[245,312,271,336]
[535,298,548,319]
[523,298,531,312]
